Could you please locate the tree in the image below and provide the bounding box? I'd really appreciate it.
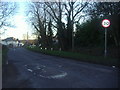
[45,2,65,50]
[87,2,120,47]
[74,18,102,47]
[63,1,88,50]
[0,2,16,30]
[28,1,88,50]
[29,2,48,47]
[45,1,88,50]
[47,19,53,48]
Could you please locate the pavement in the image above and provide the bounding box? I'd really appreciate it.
[2,48,119,88]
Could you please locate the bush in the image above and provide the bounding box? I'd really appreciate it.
[75,18,104,47]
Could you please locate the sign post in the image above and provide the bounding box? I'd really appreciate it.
[102,19,110,57]
[105,28,107,57]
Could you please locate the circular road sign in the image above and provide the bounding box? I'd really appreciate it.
[102,19,110,28]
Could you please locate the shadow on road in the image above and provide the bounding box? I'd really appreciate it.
[2,62,32,88]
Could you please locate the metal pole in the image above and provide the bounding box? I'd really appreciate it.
[104,28,107,57]
[26,32,28,45]
[72,29,73,51]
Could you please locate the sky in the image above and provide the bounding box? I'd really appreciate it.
[1,2,36,40]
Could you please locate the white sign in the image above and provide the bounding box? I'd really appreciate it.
[102,19,110,28]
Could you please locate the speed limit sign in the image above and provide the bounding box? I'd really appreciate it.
[102,19,110,28]
[102,19,110,57]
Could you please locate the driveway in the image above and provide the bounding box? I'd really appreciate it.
[2,48,119,88]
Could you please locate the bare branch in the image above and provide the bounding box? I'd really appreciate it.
[32,23,40,33]
[0,2,16,29]
[46,9,57,23]
[73,2,88,19]
[45,2,59,20]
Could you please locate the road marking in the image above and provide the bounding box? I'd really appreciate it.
[58,65,62,68]
[38,71,67,79]
[25,64,67,79]
[27,69,33,72]
[50,72,67,79]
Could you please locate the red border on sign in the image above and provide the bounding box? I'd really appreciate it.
[102,19,110,28]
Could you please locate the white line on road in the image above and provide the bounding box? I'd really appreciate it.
[27,69,33,72]
[50,72,67,79]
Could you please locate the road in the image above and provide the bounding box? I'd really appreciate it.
[3,48,119,88]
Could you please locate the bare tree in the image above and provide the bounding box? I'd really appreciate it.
[0,2,16,35]
[28,1,88,50]
[28,2,48,47]
[0,2,16,28]
[62,1,88,50]
[45,2,67,50]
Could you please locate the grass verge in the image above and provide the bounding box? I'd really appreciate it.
[2,45,9,65]
[26,46,119,67]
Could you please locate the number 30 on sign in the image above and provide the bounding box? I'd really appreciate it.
[102,19,110,28]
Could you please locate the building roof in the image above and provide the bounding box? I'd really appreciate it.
[2,37,17,42]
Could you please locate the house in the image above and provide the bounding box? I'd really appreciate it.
[0,37,21,47]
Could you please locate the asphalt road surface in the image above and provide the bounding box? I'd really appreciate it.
[3,48,119,88]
